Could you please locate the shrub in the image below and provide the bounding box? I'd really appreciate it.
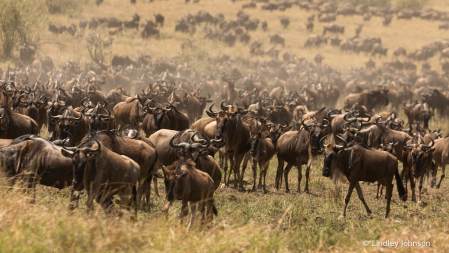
[0,0,45,59]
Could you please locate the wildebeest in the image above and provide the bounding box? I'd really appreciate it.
[113,97,146,134]
[323,23,344,35]
[343,87,389,113]
[62,140,140,218]
[154,14,165,27]
[275,118,329,193]
[402,135,435,204]
[0,105,39,139]
[242,120,291,192]
[161,157,217,228]
[0,135,74,202]
[270,34,285,47]
[322,137,406,218]
[430,135,449,189]
[209,101,250,189]
[142,102,189,137]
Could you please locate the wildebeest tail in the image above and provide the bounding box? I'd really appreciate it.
[395,168,407,201]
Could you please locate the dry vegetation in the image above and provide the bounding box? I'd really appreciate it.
[2,0,449,252]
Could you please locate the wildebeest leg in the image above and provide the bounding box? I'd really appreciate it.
[241,152,250,188]
[384,181,393,218]
[188,202,197,231]
[284,163,293,193]
[180,199,189,225]
[297,163,303,193]
[376,183,381,200]
[304,161,312,193]
[409,172,416,202]
[436,163,445,189]
[153,177,159,197]
[69,188,82,210]
[355,182,372,216]
[431,163,438,188]
[227,153,234,187]
[235,153,245,190]
[417,174,425,205]
[275,156,284,191]
[262,163,269,194]
[163,200,174,219]
[251,159,258,191]
[340,182,356,218]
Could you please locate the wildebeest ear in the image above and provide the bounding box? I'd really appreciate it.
[152,172,163,179]
[427,148,435,154]
[176,172,188,179]
[61,149,75,158]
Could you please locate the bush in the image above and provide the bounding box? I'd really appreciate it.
[45,0,82,15]
[394,0,428,10]
[0,0,45,59]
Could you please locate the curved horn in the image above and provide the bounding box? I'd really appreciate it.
[336,135,347,149]
[24,86,31,94]
[68,112,83,121]
[402,136,414,148]
[169,132,187,149]
[62,138,78,153]
[208,103,217,115]
[320,135,327,149]
[83,140,101,154]
[281,118,289,128]
[421,137,435,149]
[321,119,330,128]
[191,132,211,149]
[220,99,227,111]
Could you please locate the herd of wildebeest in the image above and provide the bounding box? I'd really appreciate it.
[4,0,449,227]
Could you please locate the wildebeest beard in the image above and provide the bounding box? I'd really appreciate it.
[250,137,259,156]
[154,112,166,131]
[311,131,324,154]
[411,152,424,178]
[27,107,38,121]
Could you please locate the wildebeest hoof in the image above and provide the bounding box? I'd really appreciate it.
[436,184,441,189]
[285,189,290,193]
[367,210,372,215]
[338,215,345,219]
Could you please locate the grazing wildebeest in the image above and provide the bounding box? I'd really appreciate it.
[62,140,140,218]
[275,118,329,193]
[161,157,217,229]
[322,136,407,218]
[155,14,165,27]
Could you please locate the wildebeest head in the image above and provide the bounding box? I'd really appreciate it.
[169,131,211,160]
[50,107,83,140]
[302,117,329,155]
[322,135,346,179]
[84,100,111,131]
[146,104,170,131]
[402,135,435,178]
[61,140,101,190]
[209,100,248,139]
[378,138,399,154]
[263,117,291,148]
[163,157,196,201]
